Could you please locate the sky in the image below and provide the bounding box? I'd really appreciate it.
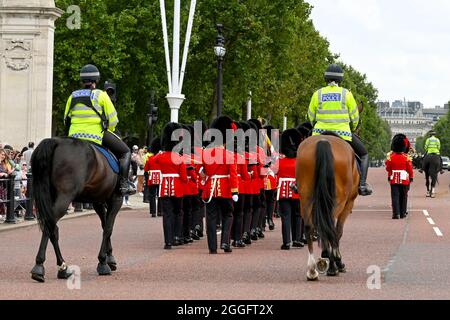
[307,0,450,108]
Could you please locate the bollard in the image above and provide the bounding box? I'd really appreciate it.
[5,174,16,224]
[25,173,35,221]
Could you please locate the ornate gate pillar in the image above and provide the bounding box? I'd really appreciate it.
[0,0,63,148]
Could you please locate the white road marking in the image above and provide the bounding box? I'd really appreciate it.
[423,210,430,217]
[427,218,435,225]
[353,209,423,212]
[434,227,444,237]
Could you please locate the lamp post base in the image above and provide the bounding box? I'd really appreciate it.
[166,93,185,123]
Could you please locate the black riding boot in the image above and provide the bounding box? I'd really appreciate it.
[440,156,445,174]
[359,154,373,196]
[118,151,136,196]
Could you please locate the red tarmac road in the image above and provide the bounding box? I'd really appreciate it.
[0,168,449,300]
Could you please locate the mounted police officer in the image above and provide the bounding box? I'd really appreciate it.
[423,130,444,175]
[308,63,372,196]
[63,64,136,195]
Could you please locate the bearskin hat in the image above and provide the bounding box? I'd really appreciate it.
[161,122,182,151]
[391,134,408,153]
[296,126,311,142]
[248,118,262,130]
[210,115,234,145]
[150,136,162,154]
[281,128,302,158]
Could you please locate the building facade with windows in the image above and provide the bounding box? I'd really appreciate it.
[376,100,443,148]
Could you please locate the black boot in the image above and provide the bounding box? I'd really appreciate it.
[118,152,136,196]
[358,155,373,196]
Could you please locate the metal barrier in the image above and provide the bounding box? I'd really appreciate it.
[0,173,34,224]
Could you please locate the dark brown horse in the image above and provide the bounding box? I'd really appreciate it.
[296,136,359,281]
[30,137,122,282]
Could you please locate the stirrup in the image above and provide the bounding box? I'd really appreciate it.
[120,181,136,196]
[358,184,373,196]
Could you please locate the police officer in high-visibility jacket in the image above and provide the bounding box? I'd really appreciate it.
[424,131,444,174]
[308,64,372,196]
[64,64,136,195]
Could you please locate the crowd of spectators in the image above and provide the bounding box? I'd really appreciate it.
[0,141,34,221]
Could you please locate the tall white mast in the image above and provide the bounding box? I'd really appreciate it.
[160,0,197,123]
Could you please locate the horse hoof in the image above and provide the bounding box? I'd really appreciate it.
[97,263,112,276]
[316,258,330,275]
[106,256,117,271]
[31,264,45,283]
[57,268,73,280]
[307,271,319,281]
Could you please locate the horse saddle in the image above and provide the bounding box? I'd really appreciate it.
[319,131,362,176]
[91,144,120,174]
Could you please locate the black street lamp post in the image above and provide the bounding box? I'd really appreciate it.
[214,24,226,117]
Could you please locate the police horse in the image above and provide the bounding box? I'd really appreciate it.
[296,135,359,281]
[30,137,122,282]
[421,154,441,198]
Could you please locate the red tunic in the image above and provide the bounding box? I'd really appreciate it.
[153,151,188,198]
[201,147,239,200]
[182,153,199,196]
[247,151,261,195]
[236,152,251,194]
[277,156,299,200]
[194,146,205,192]
[144,152,162,186]
[385,152,413,186]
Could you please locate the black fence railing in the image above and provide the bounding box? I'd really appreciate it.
[0,173,34,224]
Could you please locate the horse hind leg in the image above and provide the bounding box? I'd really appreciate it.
[51,196,74,280]
[31,234,50,282]
[31,195,73,282]
[50,225,73,280]
[97,197,122,276]
[305,225,319,281]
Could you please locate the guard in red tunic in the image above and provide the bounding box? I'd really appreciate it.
[386,134,414,220]
[277,129,304,250]
[248,119,267,240]
[202,116,239,254]
[231,121,251,248]
[155,123,188,249]
[144,136,162,217]
[262,125,279,232]
[192,120,208,239]
[181,124,201,243]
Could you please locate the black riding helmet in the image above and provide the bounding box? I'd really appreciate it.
[324,64,344,84]
[80,64,101,84]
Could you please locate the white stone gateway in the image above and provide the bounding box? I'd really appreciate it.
[0,0,62,149]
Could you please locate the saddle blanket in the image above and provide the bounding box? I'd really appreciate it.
[92,144,120,174]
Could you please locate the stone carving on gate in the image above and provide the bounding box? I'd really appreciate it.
[3,39,32,71]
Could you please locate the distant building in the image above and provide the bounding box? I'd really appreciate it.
[377,99,435,148]
[422,105,449,122]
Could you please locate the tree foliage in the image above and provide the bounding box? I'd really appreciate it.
[53,0,391,157]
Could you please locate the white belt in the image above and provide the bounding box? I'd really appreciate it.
[203,175,230,204]
[162,174,180,178]
[149,170,161,175]
[277,178,296,201]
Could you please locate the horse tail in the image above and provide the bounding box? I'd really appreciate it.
[312,140,338,249]
[31,138,58,237]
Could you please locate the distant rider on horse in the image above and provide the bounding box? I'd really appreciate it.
[421,130,444,175]
[63,64,136,195]
[308,63,372,196]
